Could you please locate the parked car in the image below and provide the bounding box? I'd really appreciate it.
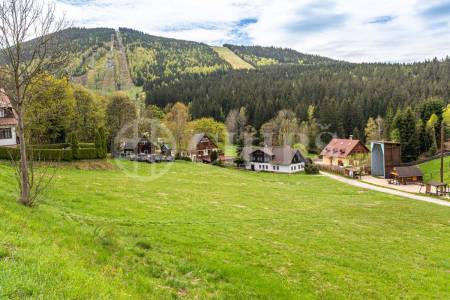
[129,154,137,161]
[137,154,149,162]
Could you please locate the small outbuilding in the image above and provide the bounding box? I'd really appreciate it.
[371,141,402,178]
[390,166,423,185]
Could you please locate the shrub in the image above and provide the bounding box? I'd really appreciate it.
[95,127,107,159]
[79,143,95,149]
[0,147,20,160]
[305,164,320,175]
[70,133,79,159]
[210,150,218,162]
[32,149,73,161]
[175,154,192,162]
[234,157,245,166]
[212,159,224,167]
[31,143,70,149]
[76,148,98,160]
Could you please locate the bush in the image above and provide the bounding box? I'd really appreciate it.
[212,159,224,167]
[31,143,70,149]
[305,164,320,175]
[70,133,79,159]
[32,149,73,161]
[234,157,245,166]
[175,154,192,162]
[79,143,95,149]
[0,147,20,160]
[76,148,98,160]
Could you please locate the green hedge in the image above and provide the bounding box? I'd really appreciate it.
[0,147,20,160]
[31,143,70,149]
[0,147,101,161]
[30,143,94,150]
[76,148,97,160]
[32,149,73,161]
[79,143,95,149]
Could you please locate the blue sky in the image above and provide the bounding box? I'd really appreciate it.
[55,0,450,62]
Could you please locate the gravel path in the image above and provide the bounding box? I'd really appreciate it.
[320,172,450,207]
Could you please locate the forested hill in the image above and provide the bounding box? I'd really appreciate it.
[145,59,450,137]
[224,44,337,67]
[118,28,231,86]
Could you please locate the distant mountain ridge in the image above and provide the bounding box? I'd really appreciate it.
[46,27,339,95]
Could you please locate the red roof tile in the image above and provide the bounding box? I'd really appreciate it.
[320,138,369,158]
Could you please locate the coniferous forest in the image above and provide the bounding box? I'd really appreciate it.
[145,59,450,140]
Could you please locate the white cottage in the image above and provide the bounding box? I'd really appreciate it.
[241,146,308,173]
[0,90,17,147]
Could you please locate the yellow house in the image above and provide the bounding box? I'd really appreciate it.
[321,138,369,167]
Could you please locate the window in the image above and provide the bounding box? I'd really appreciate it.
[0,128,12,140]
[0,109,4,118]
[273,166,275,170]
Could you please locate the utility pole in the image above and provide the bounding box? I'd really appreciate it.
[440,121,445,183]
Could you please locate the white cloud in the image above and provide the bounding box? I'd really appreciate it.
[55,0,450,62]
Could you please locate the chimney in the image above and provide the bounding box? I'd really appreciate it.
[349,135,353,140]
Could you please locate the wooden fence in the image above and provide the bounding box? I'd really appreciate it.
[316,164,346,176]
[400,152,450,167]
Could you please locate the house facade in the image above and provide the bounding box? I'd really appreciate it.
[0,90,17,147]
[187,133,221,162]
[122,138,156,155]
[320,138,369,167]
[241,146,308,173]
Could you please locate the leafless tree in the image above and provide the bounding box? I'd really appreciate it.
[0,0,69,205]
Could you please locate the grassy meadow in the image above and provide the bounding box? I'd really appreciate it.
[212,47,255,70]
[0,160,449,299]
[419,156,450,183]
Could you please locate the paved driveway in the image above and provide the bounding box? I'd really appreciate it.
[320,172,450,207]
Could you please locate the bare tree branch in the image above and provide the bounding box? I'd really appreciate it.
[0,0,69,206]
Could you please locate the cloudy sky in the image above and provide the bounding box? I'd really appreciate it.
[55,0,450,63]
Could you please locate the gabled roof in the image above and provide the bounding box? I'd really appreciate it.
[0,89,11,108]
[188,133,217,151]
[0,89,17,126]
[320,138,369,158]
[242,145,307,166]
[272,146,305,165]
[392,166,423,177]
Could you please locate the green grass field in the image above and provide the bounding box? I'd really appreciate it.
[212,47,255,70]
[419,156,450,183]
[0,161,449,299]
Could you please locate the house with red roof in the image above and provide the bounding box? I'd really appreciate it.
[0,90,18,146]
[320,138,369,167]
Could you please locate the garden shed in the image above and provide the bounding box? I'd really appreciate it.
[390,166,423,185]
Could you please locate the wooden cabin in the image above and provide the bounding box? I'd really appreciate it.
[123,138,156,155]
[390,166,423,185]
[187,133,222,162]
[320,138,369,167]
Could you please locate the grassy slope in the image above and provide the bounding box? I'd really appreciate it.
[0,161,449,299]
[419,156,450,182]
[212,47,254,70]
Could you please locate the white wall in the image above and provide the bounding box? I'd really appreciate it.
[245,162,305,173]
[0,126,16,146]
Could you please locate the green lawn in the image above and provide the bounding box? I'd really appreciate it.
[0,161,449,299]
[419,156,450,183]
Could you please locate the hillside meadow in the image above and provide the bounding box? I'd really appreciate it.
[0,161,449,299]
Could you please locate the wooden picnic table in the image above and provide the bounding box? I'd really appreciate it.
[425,181,448,196]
